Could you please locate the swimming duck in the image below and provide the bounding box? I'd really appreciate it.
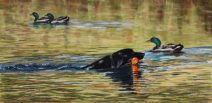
[147,37,184,53]
[31,12,49,24]
[45,13,69,25]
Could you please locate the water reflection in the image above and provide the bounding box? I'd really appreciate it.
[0,64,211,102]
[0,46,211,102]
[104,65,143,93]
[0,0,211,62]
[0,0,212,102]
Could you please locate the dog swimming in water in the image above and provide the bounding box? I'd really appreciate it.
[81,48,145,70]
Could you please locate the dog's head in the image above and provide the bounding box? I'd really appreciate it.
[132,52,145,60]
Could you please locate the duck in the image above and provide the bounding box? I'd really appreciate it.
[147,37,184,53]
[31,12,49,24]
[45,13,69,25]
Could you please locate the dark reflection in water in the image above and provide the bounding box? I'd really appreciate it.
[105,66,143,93]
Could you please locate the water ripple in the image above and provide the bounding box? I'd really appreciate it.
[0,46,211,72]
[31,20,132,29]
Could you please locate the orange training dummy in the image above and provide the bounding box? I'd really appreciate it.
[131,57,139,73]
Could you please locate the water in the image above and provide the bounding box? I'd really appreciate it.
[0,0,212,103]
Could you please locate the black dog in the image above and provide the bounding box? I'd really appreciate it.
[81,48,145,70]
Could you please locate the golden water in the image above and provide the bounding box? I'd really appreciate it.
[0,0,211,103]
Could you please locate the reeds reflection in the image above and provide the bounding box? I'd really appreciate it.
[0,0,212,58]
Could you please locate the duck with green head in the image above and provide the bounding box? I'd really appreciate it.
[147,37,184,53]
[45,13,70,25]
[31,12,49,24]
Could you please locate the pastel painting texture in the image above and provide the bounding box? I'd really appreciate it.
[0,0,211,103]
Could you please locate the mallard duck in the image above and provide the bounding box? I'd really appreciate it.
[45,13,69,25]
[147,37,184,53]
[31,12,49,24]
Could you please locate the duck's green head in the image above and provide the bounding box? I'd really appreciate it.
[45,13,54,21]
[31,12,39,20]
[148,37,161,47]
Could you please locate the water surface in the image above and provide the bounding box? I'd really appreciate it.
[0,0,212,103]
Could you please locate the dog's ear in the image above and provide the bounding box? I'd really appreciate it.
[110,53,124,68]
